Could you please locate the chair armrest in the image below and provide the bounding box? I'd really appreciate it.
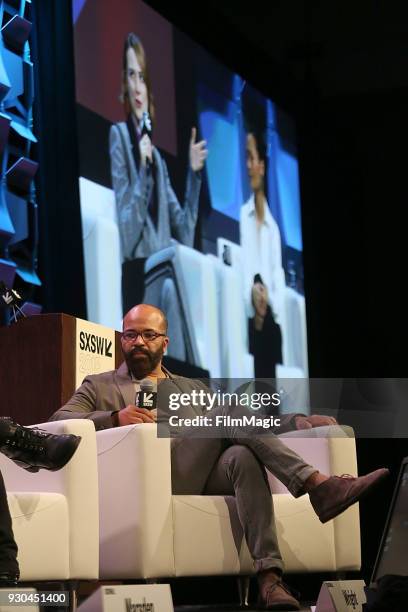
[279,424,354,439]
[96,424,174,579]
[268,426,357,495]
[0,419,99,579]
[279,425,358,476]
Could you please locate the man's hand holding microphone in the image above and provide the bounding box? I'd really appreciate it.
[115,378,158,426]
[117,405,156,426]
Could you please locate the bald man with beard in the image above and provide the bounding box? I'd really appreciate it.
[51,304,388,611]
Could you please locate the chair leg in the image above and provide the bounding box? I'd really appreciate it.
[67,580,78,612]
[237,576,250,607]
[29,581,73,612]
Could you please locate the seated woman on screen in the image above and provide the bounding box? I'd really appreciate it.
[109,32,207,313]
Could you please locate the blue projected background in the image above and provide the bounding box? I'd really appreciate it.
[276,147,302,251]
[197,81,246,222]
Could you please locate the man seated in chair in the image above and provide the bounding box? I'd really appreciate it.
[50,304,388,611]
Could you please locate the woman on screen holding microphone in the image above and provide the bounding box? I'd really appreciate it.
[109,33,207,313]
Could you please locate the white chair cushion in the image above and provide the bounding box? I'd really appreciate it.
[172,493,349,575]
[8,492,69,580]
[173,495,253,576]
[97,425,174,579]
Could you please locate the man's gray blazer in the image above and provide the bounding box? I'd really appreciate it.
[50,362,298,434]
[50,362,200,430]
[109,122,201,261]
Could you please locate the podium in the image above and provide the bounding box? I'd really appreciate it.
[0,313,122,425]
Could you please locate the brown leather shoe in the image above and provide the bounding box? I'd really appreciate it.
[258,574,300,610]
[309,468,389,523]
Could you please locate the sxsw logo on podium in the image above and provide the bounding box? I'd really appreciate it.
[79,331,112,357]
[75,318,116,388]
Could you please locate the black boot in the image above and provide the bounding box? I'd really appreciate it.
[0,418,81,472]
[0,572,19,587]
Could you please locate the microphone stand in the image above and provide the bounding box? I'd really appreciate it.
[0,282,27,324]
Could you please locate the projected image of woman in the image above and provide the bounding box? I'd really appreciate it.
[240,128,283,380]
[109,33,207,313]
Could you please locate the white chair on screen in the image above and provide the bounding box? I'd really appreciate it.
[211,240,255,378]
[144,243,221,378]
[79,176,122,330]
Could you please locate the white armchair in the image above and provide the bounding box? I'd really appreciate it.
[0,419,99,582]
[96,424,360,581]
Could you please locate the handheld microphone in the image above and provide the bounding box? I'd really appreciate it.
[141,111,153,138]
[136,378,157,410]
[140,111,153,168]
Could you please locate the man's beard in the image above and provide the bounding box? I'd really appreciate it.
[124,345,164,380]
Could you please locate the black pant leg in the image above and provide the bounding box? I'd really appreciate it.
[0,470,19,576]
[248,306,283,379]
[121,258,147,315]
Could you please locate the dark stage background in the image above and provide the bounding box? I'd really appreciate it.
[30,0,408,597]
